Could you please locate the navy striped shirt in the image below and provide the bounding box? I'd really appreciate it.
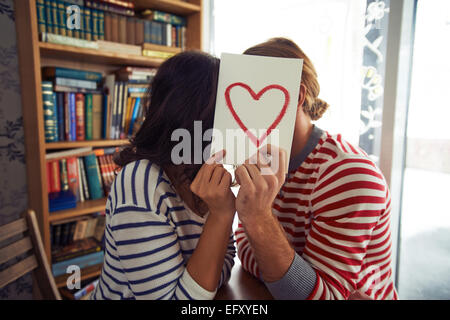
[91,160,236,300]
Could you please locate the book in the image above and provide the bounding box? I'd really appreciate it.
[40,32,99,49]
[57,0,67,37]
[126,17,136,45]
[52,250,104,277]
[36,0,47,34]
[104,12,112,41]
[92,93,103,140]
[96,40,142,55]
[110,13,119,42]
[141,42,181,54]
[55,77,98,90]
[85,218,98,238]
[98,10,105,40]
[142,9,187,27]
[142,49,175,59]
[78,157,90,200]
[77,156,85,203]
[128,97,141,136]
[83,153,104,200]
[42,67,103,82]
[118,14,126,44]
[49,160,61,193]
[46,161,52,194]
[42,81,58,142]
[52,236,103,263]
[75,93,85,140]
[73,218,88,241]
[66,157,80,202]
[44,0,55,34]
[85,93,93,140]
[49,190,77,212]
[56,92,65,141]
[59,158,69,191]
[69,93,77,141]
[64,92,71,140]
[135,18,144,45]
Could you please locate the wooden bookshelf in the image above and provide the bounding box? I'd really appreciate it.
[15,0,203,294]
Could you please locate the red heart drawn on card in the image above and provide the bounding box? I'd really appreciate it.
[225,82,290,148]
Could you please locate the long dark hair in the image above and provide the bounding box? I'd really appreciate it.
[115,51,220,182]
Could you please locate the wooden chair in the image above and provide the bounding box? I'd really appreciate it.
[0,209,61,300]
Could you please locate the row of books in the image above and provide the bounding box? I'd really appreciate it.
[51,214,105,259]
[42,66,154,142]
[46,147,119,211]
[36,0,187,49]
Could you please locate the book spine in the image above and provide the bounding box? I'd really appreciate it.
[55,77,97,90]
[40,32,99,49]
[42,81,58,142]
[36,0,47,34]
[144,20,150,43]
[104,12,111,41]
[77,157,85,202]
[101,93,108,139]
[135,19,144,45]
[46,161,52,194]
[85,93,93,140]
[64,93,70,140]
[92,93,103,140]
[119,83,128,139]
[128,97,141,136]
[50,160,61,192]
[79,158,90,200]
[75,93,85,141]
[57,0,67,37]
[151,10,186,26]
[118,15,127,44]
[98,10,105,40]
[83,154,104,200]
[83,6,92,41]
[54,224,62,247]
[56,92,65,141]
[97,155,109,194]
[60,158,69,191]
[91,9,98,41]
[69,93,76,141]
[44,0,54,34]
[66,157,80,202]
[45,67,102,82]
[51,0,60,35]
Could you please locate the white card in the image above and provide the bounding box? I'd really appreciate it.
[210,53,304,165]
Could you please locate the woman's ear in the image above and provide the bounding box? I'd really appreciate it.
[297,84,307,111]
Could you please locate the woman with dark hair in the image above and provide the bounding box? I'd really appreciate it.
[91,51,236,300]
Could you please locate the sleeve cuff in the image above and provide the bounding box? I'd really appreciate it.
[263,253,317,300]
[180,269,217,300]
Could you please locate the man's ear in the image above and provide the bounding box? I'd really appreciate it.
[298,84,307,111]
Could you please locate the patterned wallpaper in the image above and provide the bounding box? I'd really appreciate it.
[0,0,32,299]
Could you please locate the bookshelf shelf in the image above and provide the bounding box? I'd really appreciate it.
[46,139,129,150]
[39,42,165,67]
[133,0,201,16]
[49,198,108,223]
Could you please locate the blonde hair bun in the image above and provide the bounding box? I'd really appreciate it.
[309,98,330,121]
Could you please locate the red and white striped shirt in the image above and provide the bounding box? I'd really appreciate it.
[235,127,398,300]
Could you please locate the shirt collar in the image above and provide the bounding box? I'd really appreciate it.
[288,125,324,173]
